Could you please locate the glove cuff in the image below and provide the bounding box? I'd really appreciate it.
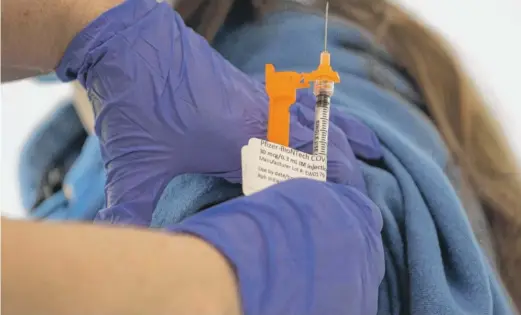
[55,0,159,82]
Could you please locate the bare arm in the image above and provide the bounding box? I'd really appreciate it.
[1,218,241,315]
[1,66,46,82]
[1,0,124,71]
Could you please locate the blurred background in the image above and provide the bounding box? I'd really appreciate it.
[1,0,520,218]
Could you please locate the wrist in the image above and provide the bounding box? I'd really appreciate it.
[64,0,125,42]
[55,0,160,81]
[56,0,124,69]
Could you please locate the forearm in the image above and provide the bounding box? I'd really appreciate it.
[1,218,240,315]
[1,0,124,71]
[1,66,46,83]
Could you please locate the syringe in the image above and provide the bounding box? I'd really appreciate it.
[313,64,334,156]
[312,2,339,158]
[264,1,339,152]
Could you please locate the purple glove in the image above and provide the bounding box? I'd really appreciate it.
[170,178,385,315]
[56,0,381,226]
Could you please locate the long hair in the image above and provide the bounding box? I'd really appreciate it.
[325,0,521,307]
[176,0,521,308]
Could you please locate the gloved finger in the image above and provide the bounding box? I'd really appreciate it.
[328,108,382,160]
[291,103,350,154]
[289,113,366,190]
[295,133,366,190]
[295,89,382,160]
[296,88,317,106]
[326,145,363,188]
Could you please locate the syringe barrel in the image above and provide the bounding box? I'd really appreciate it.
[312,79,334,158]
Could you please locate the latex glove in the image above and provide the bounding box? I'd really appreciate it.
[170,178,385,315]
[56,0,381,226]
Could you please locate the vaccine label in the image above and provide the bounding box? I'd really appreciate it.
[241,138,327,196]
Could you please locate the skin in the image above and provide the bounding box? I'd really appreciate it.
[1,1,241,314]
[1,0,119,70]
[1,67,46,82]
[1,219,241,315]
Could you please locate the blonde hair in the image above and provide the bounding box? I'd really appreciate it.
[179,0,521,307]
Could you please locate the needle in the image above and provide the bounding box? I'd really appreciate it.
[324,1,329,52]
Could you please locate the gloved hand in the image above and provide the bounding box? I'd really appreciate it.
[56,0,381,226]
[170,178,385,315]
